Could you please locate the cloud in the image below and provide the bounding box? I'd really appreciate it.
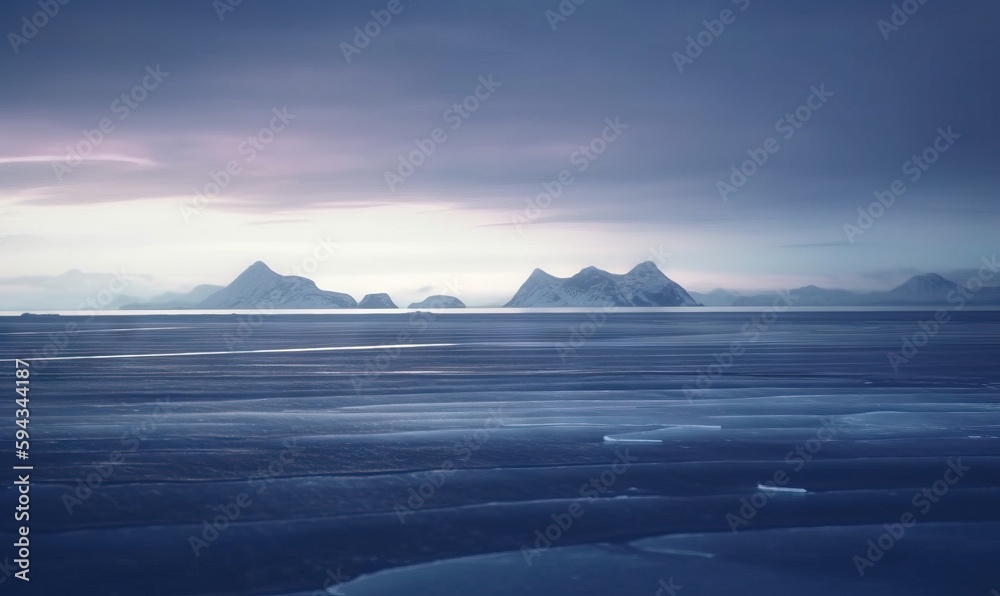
[0,0,995,295]
[779,241,861,248]
[0,155,156,167]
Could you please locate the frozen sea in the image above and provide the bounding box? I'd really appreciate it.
[1,309,999,595]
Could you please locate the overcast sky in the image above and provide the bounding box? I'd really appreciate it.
[1,0,997,308]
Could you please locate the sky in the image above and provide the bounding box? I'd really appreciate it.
[0,0,998,308]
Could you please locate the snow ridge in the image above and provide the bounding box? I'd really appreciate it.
[504,261,699,307]
[197,261,357,309]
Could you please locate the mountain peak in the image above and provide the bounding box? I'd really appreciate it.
[528,268,556,280]
[630,260,660,271]
[198,261,357,309]
[246,261,276,274]
[568,265,612,284]
[913,273,950,283]
[627,261,665,279]
[889,273,958,297]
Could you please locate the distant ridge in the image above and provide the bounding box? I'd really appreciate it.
[727,273,1000,307]
[86,260,1000,311]
[120,285,224,310]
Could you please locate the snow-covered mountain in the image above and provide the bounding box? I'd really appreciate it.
[885,273,959,302]
[504,261,699,307]
[197,261,357,309]
[408,295,466,308]
[120,284,224,310]
[359,293,397,309]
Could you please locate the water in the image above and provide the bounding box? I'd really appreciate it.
[1,310,998,595]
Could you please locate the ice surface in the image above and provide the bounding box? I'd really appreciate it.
[307,523,1000,596]
[1,310,999,594]
[757,484,808,494]
[604,425,723,443]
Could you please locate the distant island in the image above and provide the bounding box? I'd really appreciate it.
[358,293,398,309]
[408,296,466,309]
[117,260,698,310]
[505,261,697,307]
[119,261,464,310]
[113,261,1000,310]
